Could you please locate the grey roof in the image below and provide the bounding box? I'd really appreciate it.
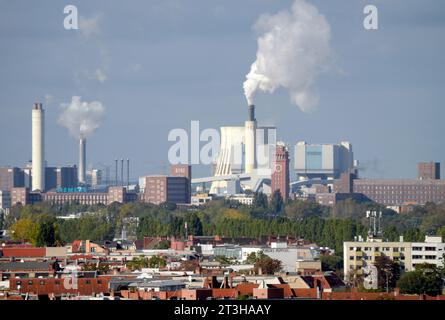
[0,261,53,271]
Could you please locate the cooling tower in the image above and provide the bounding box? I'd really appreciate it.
[32,103,45,191]
[244,105,256,174]
[78,138,86,184]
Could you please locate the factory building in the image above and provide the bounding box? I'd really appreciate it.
[45,166,78,190]
[0,167,25,191]
[31,103,45,191]
[271,143,290,201]
[294,141,354,181]
[352,179,445,206]
[170,164,192,204]
[142,175,190,205]
[209,105,276,194]
[418,161,440,180]
[10,186,136,207]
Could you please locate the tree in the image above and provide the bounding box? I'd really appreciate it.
[36,221,57,247]
[270,190,284,214]
[148,255,167,268]
[255,257,282,275]
[246,251,282,274]
[320,255,343,272]
[374,255,401,292]
[253,192,268,210]
[9,218,39,244]
[397,263,443,296]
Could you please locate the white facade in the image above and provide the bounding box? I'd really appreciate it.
[32,103,45,191]
[411,236,445,268]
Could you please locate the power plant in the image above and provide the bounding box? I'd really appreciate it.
[197,104,276,195]
[78,138,86,185]
[31,103,45,191]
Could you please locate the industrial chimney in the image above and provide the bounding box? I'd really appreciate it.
[244,104,256,174]
[32,103,45,191]
[78,138,86,184]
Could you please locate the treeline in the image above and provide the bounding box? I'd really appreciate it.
[137,215,367,253]
[3,195,445,254]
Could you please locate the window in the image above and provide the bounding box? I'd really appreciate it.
[28,280,33,285]
[97,280,102,284]
[16,281,22,286]
[39,280,45,285]
[85,280,91,285]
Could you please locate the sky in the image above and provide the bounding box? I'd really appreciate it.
[0,0,444,181]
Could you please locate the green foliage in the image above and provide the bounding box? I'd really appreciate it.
[270,190,284,214]
[397,263,444,296]
[253,192,268,210]
[126,255,166,271]
[285,199,327,219]
[153,240,171,249]
[374,255,401,291]
[320,255,343,272]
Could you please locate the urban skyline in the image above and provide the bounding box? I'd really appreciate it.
[0,0,444,181]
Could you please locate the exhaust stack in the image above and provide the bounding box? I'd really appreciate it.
[78,138,86,184]
[32,103,45,191]
[245,105,256,174]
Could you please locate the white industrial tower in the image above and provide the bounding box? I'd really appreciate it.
[32,103,45,191]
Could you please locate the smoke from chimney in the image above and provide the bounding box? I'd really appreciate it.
[58,96,105,139]
[58,96,105,185]
[243,0,332,112]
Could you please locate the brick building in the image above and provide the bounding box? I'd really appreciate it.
[0,167,24,191]
[418,162,440,180]
[271,144,290,200]
[142,175,189,205]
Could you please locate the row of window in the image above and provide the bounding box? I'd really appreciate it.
[16,279,102,286]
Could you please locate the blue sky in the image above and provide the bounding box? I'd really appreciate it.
[0,0,444,180]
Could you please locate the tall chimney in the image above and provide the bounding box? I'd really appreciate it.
[32,103,45,191]
[121,159,124,186]
[78,138,86,184]
[245,104,256,174]
[115,159,118,186]
[127,159,130,187]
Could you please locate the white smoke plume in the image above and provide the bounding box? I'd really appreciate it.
[243,0,332,112]
[58,96,105,139]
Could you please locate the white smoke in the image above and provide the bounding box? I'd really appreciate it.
[58,96,105,139]
[243,0,332,112]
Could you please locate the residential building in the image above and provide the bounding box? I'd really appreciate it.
[343,236,445,281]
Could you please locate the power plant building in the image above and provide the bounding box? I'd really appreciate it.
[45,166,78,190]
[294,141,354,181]
[210,105,276,194]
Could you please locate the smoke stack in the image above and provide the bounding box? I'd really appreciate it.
[248,104,255,121]
[32,103,45,191]
[78,138,86,184]
[121,159,124,186]
[245,104,256,174]
[127,159,130,187]
[115,159,118,186]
